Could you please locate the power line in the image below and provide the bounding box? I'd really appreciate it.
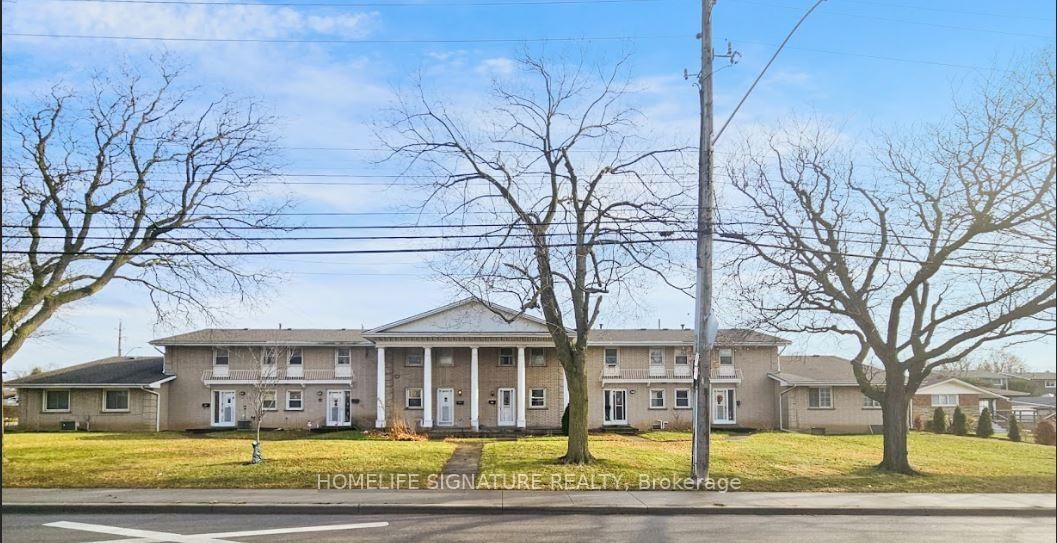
[5,233,1048,276]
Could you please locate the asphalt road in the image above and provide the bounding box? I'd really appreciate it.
[2,512,1054,542]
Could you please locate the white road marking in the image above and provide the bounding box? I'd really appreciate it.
[46,519,390,543]
[43,521,238,543]
[203,522,390,538]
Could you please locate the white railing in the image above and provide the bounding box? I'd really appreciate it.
[710,367,743,382]
[203,368,354,383]
[601,367,692,382]
[600,366,743,383]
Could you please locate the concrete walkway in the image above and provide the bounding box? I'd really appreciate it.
[440,443,483,478]
[3,488,1054,517]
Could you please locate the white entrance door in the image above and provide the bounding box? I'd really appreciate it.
[713,388,736,424]
[603,389,628,425]
[212,390,236,427]
[437,388,455,427]
[497,387,516,426]
[326,390,352,427]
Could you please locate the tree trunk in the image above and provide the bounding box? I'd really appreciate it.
[878,383,915,474]
[560,353,593,464]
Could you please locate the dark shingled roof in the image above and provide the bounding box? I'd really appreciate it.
[771,355,885,386]
[587,328,788,346]
[8,356,169,387]
[151,327,786,347]
[1013,395,1057,408]
[151,328,370,346]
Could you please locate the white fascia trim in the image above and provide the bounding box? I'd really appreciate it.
[918,377,1007,399]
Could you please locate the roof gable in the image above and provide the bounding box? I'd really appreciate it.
[917,377,1006,398]
[367,298,552,336]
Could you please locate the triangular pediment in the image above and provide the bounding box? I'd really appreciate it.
[367,298,551,335]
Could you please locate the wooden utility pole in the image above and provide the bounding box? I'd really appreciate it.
[691,0,716,482]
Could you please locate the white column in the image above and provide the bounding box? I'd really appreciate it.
[516,346,527,429]
[422,346,433,428]
[562,368,570,409]
[375,347,386,428]
[470,347,480,432]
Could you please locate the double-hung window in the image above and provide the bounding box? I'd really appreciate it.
[43,390,70,413]
[288,348,304,366]
[437,348,454,367]
[286,390,304,410]
[529,348,546,367]
[674,389,691,409]
[335,348,351,366]
[604,348,619,367]
[863,395,881,409]
[931,394,958,407]
[809,386,833,409]
[406,351,423,367]
[102,390,130,412]
[261,390,277,411]
[214,348,229,366]
[498,348,515,367]
[529,388,546,408]
[649,389,666,409]
[406,388,423,409]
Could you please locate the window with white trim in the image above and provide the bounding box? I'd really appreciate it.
[1045,380,1056,388]
[931,394,958,407]
[261,390,277,411]
[863,394,881,408]
[649,349,664,367]
[406,388,423,409]
[529,348,546,367]
[262,349,277,366]
[808,386,833,409]
[719,348,734,366]
[649,389,666,409]
[103,390,130,412]
[335,348,351,366]
[675,348,689,366]
[437,348,454,367]
[405,351,423,367]
[286,390,304,410]
[214,348,229,366]
[675,388,691,409]
[498,348,515,367]
[43,390,70,412]
[604,348,619,366]
[529,388,546,408]
[288,348,303,366]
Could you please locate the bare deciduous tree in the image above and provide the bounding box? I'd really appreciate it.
[382,54,692,463]
[722,55,1055,473]
[1,60,287,364]
[249,345,282,464]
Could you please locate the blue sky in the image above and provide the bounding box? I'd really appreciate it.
[2,0,1055,374]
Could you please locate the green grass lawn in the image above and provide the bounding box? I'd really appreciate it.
[1,431,455,489]
[4,430,1054,492]
[479,431,1057,492]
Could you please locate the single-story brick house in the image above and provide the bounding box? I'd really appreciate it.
[910,376,1011,427]
[9,356,174,431]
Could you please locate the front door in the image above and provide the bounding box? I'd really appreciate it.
[437,388,455,427]
[212,390,236,427]
[497,388,516,426]
[326,390,352,427]
[603,389,628,425]
[713,388,736,424]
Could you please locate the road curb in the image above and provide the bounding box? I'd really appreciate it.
[4,502,1055,517]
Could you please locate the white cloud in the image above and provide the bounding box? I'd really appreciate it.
[476,57,516,75]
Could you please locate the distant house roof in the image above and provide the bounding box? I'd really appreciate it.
[7,357,172,388]
[985,387,1032,397]
[916,377,1007,399]
[589,328,788,346]
[151,329,372,347]
[1012,395,1057,408]
[1026,371,1057,380]
[769,355,883,387]
[946,369,1013,381]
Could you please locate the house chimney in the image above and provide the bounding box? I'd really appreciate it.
[657,319,661,330]
[681,323,686,330]
[278,323,282,329]
[599,323,604,329]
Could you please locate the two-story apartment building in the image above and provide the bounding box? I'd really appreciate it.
[23,298,908,434]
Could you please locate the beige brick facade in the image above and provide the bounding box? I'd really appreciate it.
[17,387,166,432]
